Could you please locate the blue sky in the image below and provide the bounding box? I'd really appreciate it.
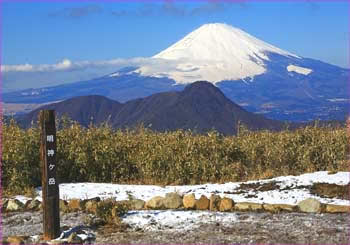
[1,1,349,91]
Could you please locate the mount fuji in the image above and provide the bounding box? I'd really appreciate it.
[4,23,349,122]
[137,23,299,83]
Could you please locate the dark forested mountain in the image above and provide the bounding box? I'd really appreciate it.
[17,81,286,135]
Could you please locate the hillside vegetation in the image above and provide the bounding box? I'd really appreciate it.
[1,117,348,196]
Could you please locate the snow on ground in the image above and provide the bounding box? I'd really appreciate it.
[15,171,350,206]
[122,210,238,232]
[10,171,350,236]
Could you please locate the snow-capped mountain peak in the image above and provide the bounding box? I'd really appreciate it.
[136,23,300,84]
[154,23,298,61]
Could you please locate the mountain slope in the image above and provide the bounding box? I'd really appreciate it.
[18,81,285,135]
[3,74,183,104]
[17,95,123,127]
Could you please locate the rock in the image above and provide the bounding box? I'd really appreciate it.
[298,198,322,213]
[250,203,263,211]
[219,197,233,212]
[234,202,263,212]
[68,199,82,211]
[91,197,101,202]
[59,200,69,213]
[6,236,29,244]
[67,232,83,244]
[234,202,251,211]
[183,194,196,209]
[195,195,210,210]
[263,204,278,213]
[275,204,296,212]
[209,194,221,211]
[6,199,24,212]
[26,199,41,211]
[145,196,165,209]
[263,204,296,213]
[163,192,183,209]
[115,199,145,210]
[325,204,350,213]
[85,200,99,214]
[129,199,145,210]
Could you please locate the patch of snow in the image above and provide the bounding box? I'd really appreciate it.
[287,65,312,75]
[136,23,299,84]
[77,234,88,241]
[21,91,40,96]
[14,195,33,204]
[272,171,349,186]
[122,210,238,231]
[109,72,120,77]
[16,171,348,206]
[327,98,350,102]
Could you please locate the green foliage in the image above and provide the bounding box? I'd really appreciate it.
[1,117,348,195]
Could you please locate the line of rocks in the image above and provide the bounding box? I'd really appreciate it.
[2,193,350,215]
[2,194,349,244]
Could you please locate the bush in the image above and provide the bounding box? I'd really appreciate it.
[1,117,348,195]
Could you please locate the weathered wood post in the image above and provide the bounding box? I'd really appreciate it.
[39,110,60,240]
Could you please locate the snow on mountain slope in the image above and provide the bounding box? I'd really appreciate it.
[136,23,300,83]
[287,64,312,75]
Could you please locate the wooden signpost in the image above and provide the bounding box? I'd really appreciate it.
[39,110,60,240]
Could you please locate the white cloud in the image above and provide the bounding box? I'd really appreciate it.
[1,58,115,73]
[0,57,184,73]
[56,59,72,70]
[1,63,34,72]
[1,58,74,72]
[0,57,185,92]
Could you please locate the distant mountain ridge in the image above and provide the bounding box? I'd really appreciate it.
[17,81,286,135]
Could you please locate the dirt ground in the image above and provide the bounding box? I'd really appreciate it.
[2,210,349,244]
[96,212,350,244]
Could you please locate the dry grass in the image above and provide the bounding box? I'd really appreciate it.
[1,117,348,196]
